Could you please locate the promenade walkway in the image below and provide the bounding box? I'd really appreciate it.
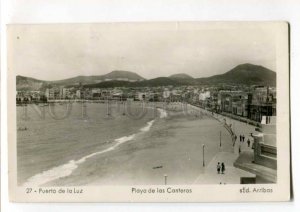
[188,105,257,184]
[193,151,255,184]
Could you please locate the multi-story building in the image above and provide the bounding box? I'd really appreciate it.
[217,90,249,117]
[231,94,249,117]
[76,90,81,99]
[135,92,148,101]
[248,87,276,122]
[199,90,211,108]
[91,88,101,98]
[45,88,56,100]
[61,88,71,99]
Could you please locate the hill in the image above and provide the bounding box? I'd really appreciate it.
[196,63,276,86]
[16,63,276,90]
[52,70,145,85]
[17,70,145,90]
[85,64,276,88]
[102,70,145,81]
[16,75,48,91]
[169,73,194,79]
[84,77,187,88]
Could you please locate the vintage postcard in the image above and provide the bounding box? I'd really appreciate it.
[7,22,290,202]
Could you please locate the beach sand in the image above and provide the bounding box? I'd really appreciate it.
[46,107,234,186]
[19,102,255,186]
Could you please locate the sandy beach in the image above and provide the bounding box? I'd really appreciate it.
[43,103,235,186]
[17,102,256,186]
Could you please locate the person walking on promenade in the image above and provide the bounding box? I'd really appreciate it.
[239,135,242,142]
[247,138,251,147]
[217,162,221,174]
[221,163,225,174]
[239,145,241,154]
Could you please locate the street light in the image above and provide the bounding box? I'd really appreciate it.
[164,174,168,185]
[202,144,205,167]
[220,131,222,147]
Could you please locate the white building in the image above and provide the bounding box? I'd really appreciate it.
[62,88,70,99]
[163,89,170,99]
[76,90,81,99]
[136,92,147,101]
[45,88,55,99]
[199,91,210,101]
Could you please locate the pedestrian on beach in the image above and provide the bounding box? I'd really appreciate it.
[243,135,245,142]
[221,163,225,174]
[247,138,251,147]
[217,162,221,174]
[239,135,242,142]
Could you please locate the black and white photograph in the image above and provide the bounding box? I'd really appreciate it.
[7,22,290,202]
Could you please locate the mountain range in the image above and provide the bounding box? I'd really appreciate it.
[16,63,276,91]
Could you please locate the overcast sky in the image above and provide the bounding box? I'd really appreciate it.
[8,22,278,80]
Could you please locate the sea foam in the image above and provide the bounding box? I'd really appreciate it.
[23,119,156,187]
[23,107,167,186]
[140,120,155,132]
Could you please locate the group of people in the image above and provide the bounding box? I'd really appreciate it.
[239,134,245,142]
[239,134,251,147]
[237,134,252,154]
[217,162,226,174]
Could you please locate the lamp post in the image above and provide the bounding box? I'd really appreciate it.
[202,144,205,167]
[122,101,126,116]
[164,174,168,185]
[220,131,222,147]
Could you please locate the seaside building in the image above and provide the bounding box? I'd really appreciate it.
[248,87,276,122]
[216,90,252,118]
[112,92,124,100]
[91,88,102,98]
[210,92,219,112]
[45,88,59,100]
[135,92,148,101]
[148,92,159,102]
[163,89,171,100]
[75,89,92,100]
[16,91,31,102]
[199,91,211,108]
[76,90,81,99]
[61,88,71,99]
[199,91,211,101]
[16,90,47,104]
[231,93,249,117]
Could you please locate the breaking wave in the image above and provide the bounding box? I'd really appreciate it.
[140,120,155,132]
[23,107,167,186]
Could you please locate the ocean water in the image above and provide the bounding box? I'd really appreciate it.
[17,102,158,186]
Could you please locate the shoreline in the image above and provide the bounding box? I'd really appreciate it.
[46,107,234,186]
[19,102,256,186]
[22,106,168,186]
